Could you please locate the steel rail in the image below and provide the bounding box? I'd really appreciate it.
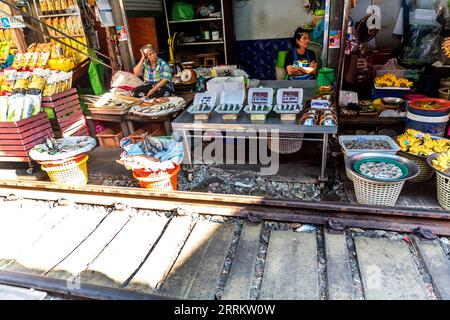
[0,270,179,300]
[0,179,450,235]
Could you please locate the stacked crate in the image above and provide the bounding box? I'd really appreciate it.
[42,88,89,138]
[0,112,54,164]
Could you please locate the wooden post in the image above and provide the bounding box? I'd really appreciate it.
[2,0,27,53]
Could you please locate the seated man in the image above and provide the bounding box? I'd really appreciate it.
[132,44,174,98]
[285,27,318,80]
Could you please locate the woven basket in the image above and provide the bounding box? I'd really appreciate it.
[133,165,180,191]
[344,154,354,182]
[399,151,433,182]
[268,133,304,154]
[436,171,450,210]
[40,154,89,186]
[350,170,405,206]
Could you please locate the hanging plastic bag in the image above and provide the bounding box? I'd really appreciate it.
[172,2,194,21]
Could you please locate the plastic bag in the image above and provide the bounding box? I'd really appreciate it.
[401,20,442,65]
[171,2,194,21]
[0,96,8,122]
[7,93,25,122]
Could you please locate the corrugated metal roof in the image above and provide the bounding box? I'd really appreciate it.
[123,0,163,12]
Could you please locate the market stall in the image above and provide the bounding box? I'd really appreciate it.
[172,80,337,184]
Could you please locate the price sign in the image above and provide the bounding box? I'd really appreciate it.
[311,99,331,109]
[0,16,25,29]
[252,92,268,104]
[281,91,300,104]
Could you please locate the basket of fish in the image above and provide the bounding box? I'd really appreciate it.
[215,104,243,120]
[346,152,419,206]
[339,135,400,181]
[188,104,214,121]
[244,104,272,122]
[273,104,303,121]
[129,97,186,118]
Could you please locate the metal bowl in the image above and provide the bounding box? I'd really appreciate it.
[345,152,420,182]
[382,97,406,105]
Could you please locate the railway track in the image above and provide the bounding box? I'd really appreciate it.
[0,180,449,300]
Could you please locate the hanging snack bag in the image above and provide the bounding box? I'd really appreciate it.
[12,53,22,70]
[0,96,8,122]
[7,93,25,122]
[59,17,68,35]
[19,53,32,70]
[23,94,42,118]
[43,75,57,97]
[54,0,61,13]
[60,0,68,12]
[28,70,46,95]
[39,0,48,15]
[13,72,31,94]
[28,52,40,71]
[3,70,17,96]
[37,52,50,68]
[0,29,5,42]
[47,0,55,14]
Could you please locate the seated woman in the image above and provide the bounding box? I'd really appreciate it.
[285,28,318,80]
[132,44,174,98]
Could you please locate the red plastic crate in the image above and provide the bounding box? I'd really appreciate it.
[42,89,88,138]
[0,112,54,163]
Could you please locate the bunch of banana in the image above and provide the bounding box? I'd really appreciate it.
[432,151,450,173]
[394,78,413,88]
[374,73,413,88]
[396,129,450,156]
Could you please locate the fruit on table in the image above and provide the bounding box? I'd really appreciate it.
[395,129,450,156]
[374,73,413,88]
[432,151,450,173]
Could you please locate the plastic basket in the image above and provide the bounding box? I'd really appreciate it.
[40,154,89,185]
[268,133,304,154]
[350,170,405,206]
[436,171,450,210]
[398,151,433,182]
[133,165,180,191]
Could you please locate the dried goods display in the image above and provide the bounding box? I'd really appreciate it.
[344,140,392,150]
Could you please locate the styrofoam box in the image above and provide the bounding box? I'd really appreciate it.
[247,87,274,105]
[338,135,400,158]
[220,89,245,105]
[207,77,245,92]
[276,87,304,105]
[193,91,219,106]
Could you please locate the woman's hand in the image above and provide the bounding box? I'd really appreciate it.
[146,87,157,97]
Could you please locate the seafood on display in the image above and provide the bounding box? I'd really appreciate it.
[344,140,392,150]
[358,161,403,180]
[188,104,213,113]
[29,136,96,161]
[274,104,303,113]
[129,97,186,117]
[216,104,243,113]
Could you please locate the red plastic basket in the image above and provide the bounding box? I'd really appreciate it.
[133,165,180,191]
